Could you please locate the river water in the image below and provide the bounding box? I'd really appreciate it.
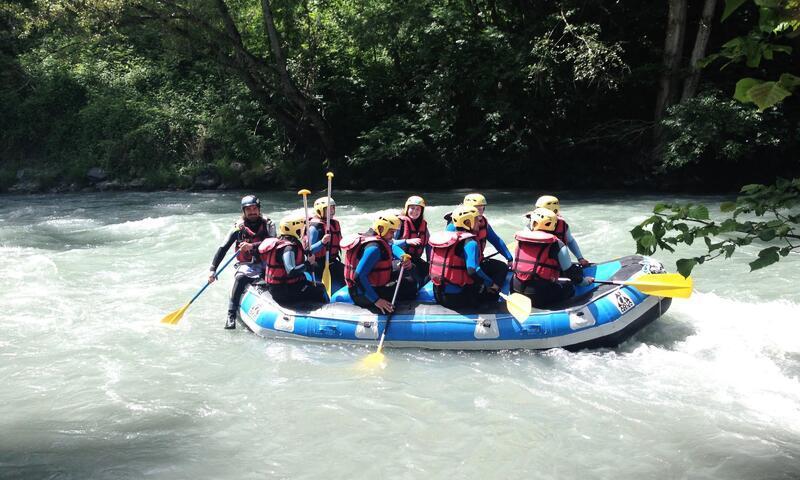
[1,190,798,479]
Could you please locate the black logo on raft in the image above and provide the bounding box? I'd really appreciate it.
[247,302,261,319]
[614,291,635,314]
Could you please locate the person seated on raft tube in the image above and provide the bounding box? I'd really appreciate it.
[444,193,513,288]
[208,195,276,329]
[525,195,590,267]
[258,215,327,305]
[306,197,344,287]
[343,214,417,314]
[430,205,502,309]
[393,195,430,289]
[511,208,594,308]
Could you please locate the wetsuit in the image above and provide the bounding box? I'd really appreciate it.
[209,216,275,322]
[554,218,586,262]
[445,216,512,287]
[346,233,418,312]
[511,237,587,308]
[307,220,345,292]
[261,237,326,305]
[393,215,430,289]
[432,232,497,309]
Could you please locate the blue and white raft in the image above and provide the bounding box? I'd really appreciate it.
[237,255,672,351]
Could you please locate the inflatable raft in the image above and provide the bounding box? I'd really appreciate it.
[236,255,672,351]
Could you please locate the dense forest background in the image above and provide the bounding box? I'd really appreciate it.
[1,0,798,193]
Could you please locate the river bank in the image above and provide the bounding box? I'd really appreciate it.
[0,162,765,195]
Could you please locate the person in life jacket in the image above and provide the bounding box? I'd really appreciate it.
[257,215,326,305]
[512,208,594,308]
[343,213,417,314]
[307,196,345,291]
[525,195,589,267]
[208,195,276,329]
[444,193,512,289]
[393,195,430,289]
[430,205,501,309]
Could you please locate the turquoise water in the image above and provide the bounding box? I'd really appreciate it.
[1,191,798,479]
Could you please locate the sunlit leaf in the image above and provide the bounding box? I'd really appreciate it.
[734,77,761,102]
[747,81,791,110]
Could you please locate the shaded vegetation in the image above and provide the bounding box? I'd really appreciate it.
[1,0,798,193]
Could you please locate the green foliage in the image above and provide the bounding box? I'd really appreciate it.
[632,179,800,276]
[659,90,786,170]
[706,0,799,110]
[1,0,798,190]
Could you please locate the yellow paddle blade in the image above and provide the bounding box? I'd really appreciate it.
[500,292,531,323]
[506,240,517,252]
[625,273,693,299]
[160,303,190,325]
[362,350,386,368]
[322,261,332,298]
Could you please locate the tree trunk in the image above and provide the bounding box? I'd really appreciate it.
[260,0,337,162]
[654,0,687,124]
[681,0,717,101]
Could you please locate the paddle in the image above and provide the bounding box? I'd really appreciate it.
[321,171,334,298]
[363,264,406,368]
[161,249,239,325]
[498,292,532,323]
[560,273,693,299]
[298,188,315,283]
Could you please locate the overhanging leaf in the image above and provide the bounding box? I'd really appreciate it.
[676,258,697,277]
[723,0,749,21]
[688,205,710,220]
[639,233,656,249]
[734,77,762,102]
[778,73,800,89]
[758,228,776,241]
[749,246,780,270]
[747,81,792,110]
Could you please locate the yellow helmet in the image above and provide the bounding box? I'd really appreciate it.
[372,213,402,236]
[451,205,480,230]
[463,193,487,207]
[313,197,336,217]
[278,215,306,241]
[404,195,426,214]
[529,208,558,232]
[535,195,560,215]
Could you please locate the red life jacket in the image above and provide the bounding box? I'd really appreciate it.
[512,230,561,282]
[398,215,429,259]
[259,238,304,285]
[552,217,569,244]
[342,234,393,288]
[429,231,476,287]
[235,217,272,263]
[475,215,488,261]
[443,212,488,261]
[308,216,342,261]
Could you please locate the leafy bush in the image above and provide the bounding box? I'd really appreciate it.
[659,90,788,171]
